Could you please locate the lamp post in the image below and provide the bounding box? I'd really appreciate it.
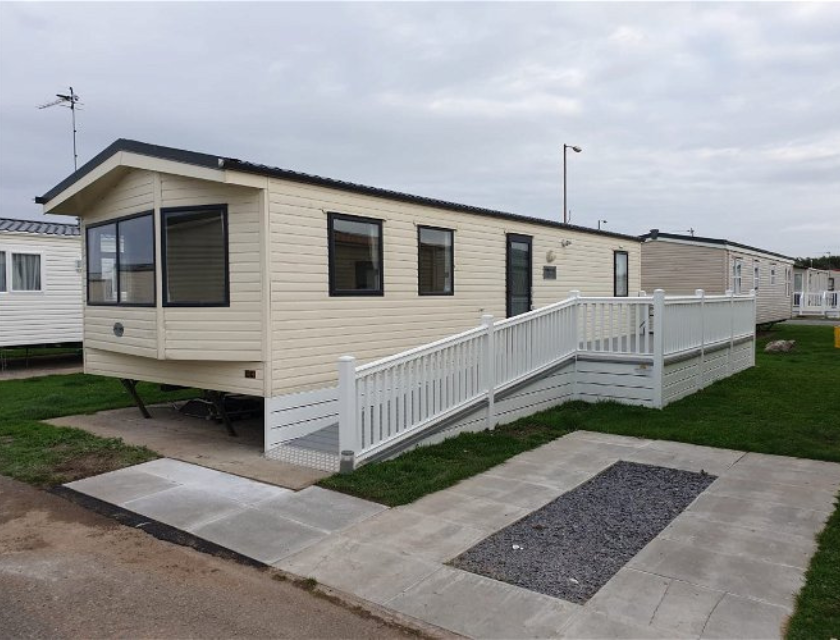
[563,144,582,224]
[598,219,608,230]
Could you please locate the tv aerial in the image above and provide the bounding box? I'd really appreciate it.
[38,86,82,170]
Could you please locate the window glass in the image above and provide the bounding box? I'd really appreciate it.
[329,214,382,295]
[87,223,119,304]
[12,253,42,291]
[164,208,228,305]
[614,251,628,297]
[119,215,155,304]
[0,251,6,292]
[754,262,760,291]
[733,260,743,294]
[418,227,453,295]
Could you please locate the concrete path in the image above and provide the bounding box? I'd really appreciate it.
[65,433,840,639]
[66,458,386,565]
[278,432,840,639]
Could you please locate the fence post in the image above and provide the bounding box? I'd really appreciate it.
[652,289,665,408]
[481,314,496,430]
[750,288,757,366]
[726,289,734,374]
[696,289,705,390]
[337,355,358,473]
[823,291,828,318]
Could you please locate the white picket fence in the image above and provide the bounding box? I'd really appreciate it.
[794,291,840,318]
[335,288,756,469]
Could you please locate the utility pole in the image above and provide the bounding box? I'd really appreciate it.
[563,144,582,224]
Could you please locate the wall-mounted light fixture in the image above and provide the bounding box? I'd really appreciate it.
[560,239,573,248]
[546,250,556,263]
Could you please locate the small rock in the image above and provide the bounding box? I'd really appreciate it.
[764,339,796,353]
[512,544,523,550]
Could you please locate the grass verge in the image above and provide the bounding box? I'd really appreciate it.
[0,373,194,486]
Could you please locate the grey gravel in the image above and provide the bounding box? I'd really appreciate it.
[451,461,715,603]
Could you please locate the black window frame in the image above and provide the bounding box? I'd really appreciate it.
[506,233,533,318]
[86,210,156,308]
[613,250,629,298]
[161,204,230,308]
[417,225,455,296]
[327,212,384,297]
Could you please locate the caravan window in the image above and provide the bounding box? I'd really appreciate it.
[328,213,383,296]
[753,261,760,291]
[418,226,454,295]
[733,259,743,294]
[162,206,229,307]
[11,253,42,291]
[87,212,155,306]
[0,251,5,292]
[613,251,629,297]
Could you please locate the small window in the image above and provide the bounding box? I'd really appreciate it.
[328,213,383,296]
[87,212,155,305]
[0,251,6,292]
[770,264,776,285]
[12,253,42,291]
[733,259,743,294]
[418,226,454,295]
[753,261,760,291]
[613,251,629,297]
[163,206,229,306]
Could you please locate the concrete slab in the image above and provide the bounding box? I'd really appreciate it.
[402,489,531,533]
[258,486,386,532]
[560,430,653,449]
[192,507,328,564]
[123,485,247,531]
[558,610,677,639]
[343,509,487,562]
[625,445,742,476]
[628,537,805,608]
[276,536,440,605]
[483,458,602,490]
[700,593,791,639]
[48,404,327,490]
[386,566,580,639]
[686,493,831,540]
[448,475,561,511]
[66,468,180,505]
[659,513,817,569]
[705,475,838,512]
[727,452,840,486]
[586,569,723,638]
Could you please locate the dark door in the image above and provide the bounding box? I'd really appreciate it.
[506,234,532,317]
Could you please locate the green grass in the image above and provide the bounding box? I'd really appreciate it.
[1,345,82,360]
[0,373,194,486]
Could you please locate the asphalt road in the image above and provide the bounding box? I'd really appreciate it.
[0,475,420,639]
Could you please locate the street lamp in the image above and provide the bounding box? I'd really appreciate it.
[598,219,608,230]
[563,144,582,225]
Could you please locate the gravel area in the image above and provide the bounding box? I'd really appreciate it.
[451,461,716,603]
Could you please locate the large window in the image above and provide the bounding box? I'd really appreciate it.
[12,253,42,291]
[0,251,5,292]
[162,206,229,306]
[328,213,383,296]
[613,251,629,297]
[87,212,154,305]
[733,259,743,294]
[418,226,453,295]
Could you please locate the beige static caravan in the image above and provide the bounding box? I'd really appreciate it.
[640,230,793,325]
[37,139,642,404]
[0,218,82,348]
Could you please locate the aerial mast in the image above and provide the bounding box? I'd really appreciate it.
[38,86,81,170]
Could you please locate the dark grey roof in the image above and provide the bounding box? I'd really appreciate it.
[36,138,641,243]
[0,217,80,237]
[639,230,793,261]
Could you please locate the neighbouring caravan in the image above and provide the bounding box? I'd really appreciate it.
[37,139,642,401]
[640,230,794,325]
[0,217,82,348]
[793,266,840,317]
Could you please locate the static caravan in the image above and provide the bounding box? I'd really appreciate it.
[37,139,644,453]
[793,267,840,317]
[640,230,793,325]
[0,217,82,348]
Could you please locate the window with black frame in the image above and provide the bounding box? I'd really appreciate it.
[418,226,453,295]
[328,213,383,296]
[87,212,154,305]
[0,251,6,292]
[162,206,229,306]
[614,250,629,297]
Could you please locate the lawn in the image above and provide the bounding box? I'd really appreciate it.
[0,373,193,486]
[321,323,839,637]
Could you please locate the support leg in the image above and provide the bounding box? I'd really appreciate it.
[207,391,238,437]
[121,378,151,419]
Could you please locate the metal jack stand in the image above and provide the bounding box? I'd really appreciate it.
[121,379,151,419]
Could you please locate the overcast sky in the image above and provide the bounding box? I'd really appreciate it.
[1,2,838,257]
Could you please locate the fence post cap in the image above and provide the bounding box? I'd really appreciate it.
[726,289,734,296]
[749,288,757,297]
[481,313,494,326]
[695,289,705,297]
[569,289,581,298]
[338,355,357,363]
